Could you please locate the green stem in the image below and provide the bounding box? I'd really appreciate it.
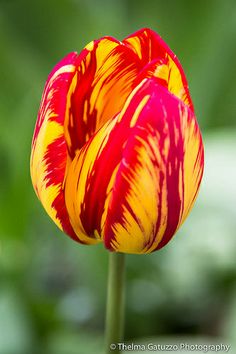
[105,252,126,354]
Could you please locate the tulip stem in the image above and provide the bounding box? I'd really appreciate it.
[105,252,126,353]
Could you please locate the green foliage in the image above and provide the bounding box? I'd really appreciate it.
[0,0,236,353]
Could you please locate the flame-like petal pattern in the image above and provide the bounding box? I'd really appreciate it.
[31,28,204,254]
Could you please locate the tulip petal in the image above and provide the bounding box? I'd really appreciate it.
[64,80,152,244]
[64,115,119,244]
[30,53,82,242]
[103,79,203,254]
[64,37,141,159]
[64,77,203,253]
[123,28,194,110]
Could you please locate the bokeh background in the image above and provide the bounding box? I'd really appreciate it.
[0,0,236,353]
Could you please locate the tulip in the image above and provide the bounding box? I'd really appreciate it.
[31,28,204,353]
[31,28,204,255]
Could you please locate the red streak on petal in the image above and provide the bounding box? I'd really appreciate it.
[32,52,78,146]
[67,46,98,157]
[51,191,81,242]
[43,136,78,242]
[43,136,67,187]
[154,105,184,251]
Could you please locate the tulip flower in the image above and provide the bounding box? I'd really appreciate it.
[31,28,204,255]
[31,28,204,353]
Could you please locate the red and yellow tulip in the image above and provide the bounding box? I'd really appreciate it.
[30,28,204,254]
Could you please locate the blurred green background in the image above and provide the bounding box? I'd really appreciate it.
[0,0,236,353]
